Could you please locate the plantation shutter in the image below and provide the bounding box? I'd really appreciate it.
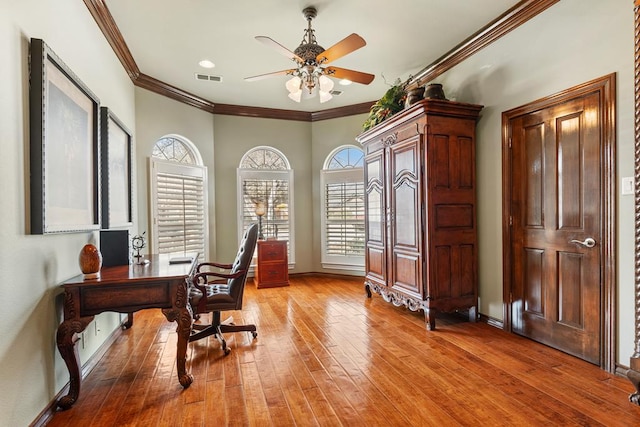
[241,177,290,243]
[321,167,365,269]
[237,168,294,261]
[325,181,365,255]
[151,159,208,258]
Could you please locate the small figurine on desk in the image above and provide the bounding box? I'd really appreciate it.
[131,232,149,265]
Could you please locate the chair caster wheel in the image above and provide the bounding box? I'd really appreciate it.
[251,331,258,339]
[223,347,231,356]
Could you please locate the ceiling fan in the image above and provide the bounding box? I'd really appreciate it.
[245,6,375,103]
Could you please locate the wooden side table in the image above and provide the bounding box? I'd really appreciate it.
[254,240,289,288]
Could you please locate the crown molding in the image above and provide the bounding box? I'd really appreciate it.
[84,0,558,121]
[407,0,560,89]
[134,73,215,113]
[83,0,139,79]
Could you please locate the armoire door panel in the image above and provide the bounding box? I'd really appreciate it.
[433,246,452,298]
[394,181,418,247]
[457,136,474,189]
[392,252,421,295]
[433,134,451,189]
[434,204,474,229]
[366,246,386,280]
[365,152,385,245]
[458,244,475,297]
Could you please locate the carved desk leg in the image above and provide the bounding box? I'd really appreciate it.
[56,316,93,409]
[162,280,193,388]
[122,312,134,329]
[365,282,372,298]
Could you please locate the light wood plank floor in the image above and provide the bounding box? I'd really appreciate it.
[47,275,640,426]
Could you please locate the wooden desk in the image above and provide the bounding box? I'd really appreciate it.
[56,254,197,409]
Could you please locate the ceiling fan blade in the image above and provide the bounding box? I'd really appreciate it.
[255,36,303,63]
[245,69,295,82]
[326,67,375,85]
[317,33,366,64]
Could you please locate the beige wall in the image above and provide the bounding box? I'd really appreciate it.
[134,88,216,259]
[311,113,368,274]
[0,1,134,425]
[213,115,315,270]
[435,0,634,365]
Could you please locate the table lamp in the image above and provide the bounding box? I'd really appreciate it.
[255,203,265,240]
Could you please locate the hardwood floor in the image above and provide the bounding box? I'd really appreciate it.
[47,275,640,426]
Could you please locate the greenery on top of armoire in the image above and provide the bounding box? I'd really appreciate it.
[362,80,408,132]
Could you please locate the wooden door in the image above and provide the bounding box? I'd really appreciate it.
[509,92,602,364]
[388,135,423,299]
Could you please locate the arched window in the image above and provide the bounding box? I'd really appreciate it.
[150,135,208,259]
[237,146,294,263]
[320,145,365,270]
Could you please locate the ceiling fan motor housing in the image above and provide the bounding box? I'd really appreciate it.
[294,43,325,65]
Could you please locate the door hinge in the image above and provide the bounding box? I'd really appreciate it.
[508,137,512,149]
[509,215,513,226]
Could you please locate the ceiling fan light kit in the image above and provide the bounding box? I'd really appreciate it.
[245,6,374,104]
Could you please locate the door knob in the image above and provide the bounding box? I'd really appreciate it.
[569,237,596,248]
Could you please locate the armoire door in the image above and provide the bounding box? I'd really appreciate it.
[509,91,602,364]
[388,134,423,298]
[364,149,387,289]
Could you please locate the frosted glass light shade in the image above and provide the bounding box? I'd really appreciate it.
[285,76,302,93]
[319,75,334,92]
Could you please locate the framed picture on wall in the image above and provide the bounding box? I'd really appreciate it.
[29,38,101,234]
[100,107,133,229]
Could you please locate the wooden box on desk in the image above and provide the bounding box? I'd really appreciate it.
[253,239,289,288]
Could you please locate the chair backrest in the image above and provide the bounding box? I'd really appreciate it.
[228,223,259,307]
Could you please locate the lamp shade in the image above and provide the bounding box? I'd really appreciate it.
[286,76,302,93]
[319,75,334,92]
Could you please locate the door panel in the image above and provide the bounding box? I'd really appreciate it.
[511,92,601,364]
[364,151,387,287]
[389,135,423,297]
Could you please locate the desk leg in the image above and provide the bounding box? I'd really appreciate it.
[56,316,93,410]
[122,312,134,329]
[162,281,193,388]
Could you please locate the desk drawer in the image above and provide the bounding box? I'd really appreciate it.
[256,262,288,283]
[258,241,287,262]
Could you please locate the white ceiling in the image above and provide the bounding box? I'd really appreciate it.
[105,0,520,112]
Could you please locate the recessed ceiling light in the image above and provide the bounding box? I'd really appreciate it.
[198,59,215,69]
[339,79,352,86]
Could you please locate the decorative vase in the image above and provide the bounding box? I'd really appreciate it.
[405,86,426,108]
[79,243,102,279]
[424,83,447,100]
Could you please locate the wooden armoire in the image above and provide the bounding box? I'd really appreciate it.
[356,98,483,330]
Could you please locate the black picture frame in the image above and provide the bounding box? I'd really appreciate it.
[29,38,101,234]
[100,107,133,229]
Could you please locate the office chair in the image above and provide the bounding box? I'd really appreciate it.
[189,223,258,355]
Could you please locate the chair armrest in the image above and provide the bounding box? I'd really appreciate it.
[197,261,233,272]
[190,270,246,314]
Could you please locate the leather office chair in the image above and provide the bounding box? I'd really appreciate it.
[189,223,258,355]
